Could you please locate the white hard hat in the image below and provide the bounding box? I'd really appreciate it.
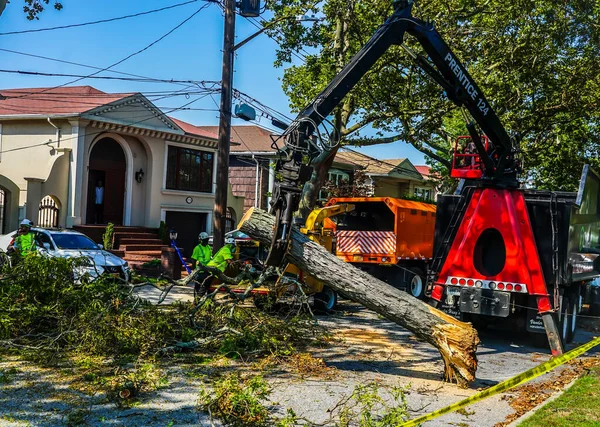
[225,237,236,245]
[199,232,209,240]
[20,219,33,228]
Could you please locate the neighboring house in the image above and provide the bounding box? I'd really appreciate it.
[330,149,439,201]
[0,86,244,256]
[199,125,277,213]
[413,165,440,201]
[198,122,438,212]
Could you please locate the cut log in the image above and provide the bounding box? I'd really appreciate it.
[238,207,479,387]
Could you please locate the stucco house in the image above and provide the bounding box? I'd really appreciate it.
[0,86,243,256]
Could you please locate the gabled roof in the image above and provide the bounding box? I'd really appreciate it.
[199,125,279,152]
[169,117,219,139]
[334,149,423,180]
[334,150,403,174]
[414,165,432,178]
[0,86,133,116]
[0,85,220,144]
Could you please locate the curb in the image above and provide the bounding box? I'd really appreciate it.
[505,376,579,427]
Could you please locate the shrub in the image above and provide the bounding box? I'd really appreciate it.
[158,221,168,244]
[102,222,115,250]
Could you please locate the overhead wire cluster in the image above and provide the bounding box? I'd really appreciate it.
[0,0,413,174]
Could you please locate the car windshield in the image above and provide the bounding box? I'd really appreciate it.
[51,233,99,250]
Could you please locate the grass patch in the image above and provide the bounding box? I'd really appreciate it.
[517,367,600,427]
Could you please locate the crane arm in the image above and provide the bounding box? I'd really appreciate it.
[266,0,517,266]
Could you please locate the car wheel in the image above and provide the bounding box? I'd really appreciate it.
[314,286,337,313]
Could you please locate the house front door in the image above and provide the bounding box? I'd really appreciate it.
[87,138,126,225]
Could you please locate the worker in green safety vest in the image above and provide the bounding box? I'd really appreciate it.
[191,232,212,270]
[193,237,236,297]
[13,219,37,256]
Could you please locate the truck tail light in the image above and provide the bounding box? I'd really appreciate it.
[444,277,527,293]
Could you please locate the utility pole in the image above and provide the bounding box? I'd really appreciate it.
[213,0,236,251]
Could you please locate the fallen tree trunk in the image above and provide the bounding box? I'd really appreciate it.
[238,208,479,387]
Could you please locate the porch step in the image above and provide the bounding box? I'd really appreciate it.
[119,238,164,246]
[113,232,160,239]
[121,244,167,252]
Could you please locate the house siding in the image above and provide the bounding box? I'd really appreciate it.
[229,157,269,212]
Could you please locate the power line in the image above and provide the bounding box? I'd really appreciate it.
[0,0,206,36]
[0,48,198,88]
[8,2,213,101]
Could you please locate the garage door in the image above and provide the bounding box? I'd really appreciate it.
[165,211,208,259]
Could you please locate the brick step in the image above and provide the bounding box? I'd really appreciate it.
[127,258,191,269]
[113,232,160,240]
[124,254,161,262]
[121,244,167,252]
[124,249,164,256]
[119,238,164,246]
[74,225,157,233]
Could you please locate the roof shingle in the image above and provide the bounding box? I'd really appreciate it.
[199,125,280,152]
[0,86,132,116]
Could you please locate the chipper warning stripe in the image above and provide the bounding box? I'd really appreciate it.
[400,336,600,427]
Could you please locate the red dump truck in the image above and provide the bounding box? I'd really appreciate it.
[430,165,600,350]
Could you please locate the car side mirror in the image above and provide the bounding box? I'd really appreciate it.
[98,244,104,249]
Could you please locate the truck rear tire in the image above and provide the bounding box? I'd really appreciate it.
[408,268,426,300]
[314,286,337,313]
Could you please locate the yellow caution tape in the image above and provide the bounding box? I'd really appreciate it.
[400,335,600,427]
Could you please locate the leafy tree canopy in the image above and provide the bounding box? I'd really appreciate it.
[266,0,600,191]
[20,0,63,20]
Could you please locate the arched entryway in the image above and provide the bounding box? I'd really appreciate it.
[0,188,7,234]
[0,175,20,234]
[87,138,126,225]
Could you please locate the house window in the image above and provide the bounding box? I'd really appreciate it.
[414,187,431,201]
[166,145,213,193]
[319,171,350,200]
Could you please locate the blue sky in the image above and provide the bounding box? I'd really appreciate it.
[0,0,426,164]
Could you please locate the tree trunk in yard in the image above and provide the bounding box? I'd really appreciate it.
[238,207,479,387]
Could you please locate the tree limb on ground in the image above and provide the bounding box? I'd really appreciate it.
[238,208,480,387]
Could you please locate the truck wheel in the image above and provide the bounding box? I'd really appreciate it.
[314,286,337,313]
[408,268,425,300]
